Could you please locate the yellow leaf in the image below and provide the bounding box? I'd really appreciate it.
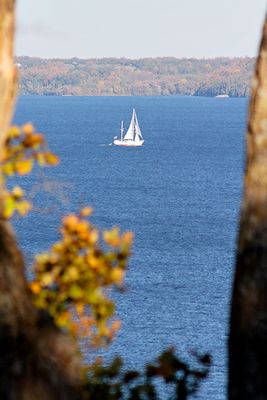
[123,231,134,246]
[40,272,54,286]
[15,159,33,175]
[8,126,20,139]
[2,162,15,176]
[12,185,24,198]
[63,214,79,229]
[16,200,32,216]
[44,152,59,165]
[65,266,79,281]
[30,282,41,295]
[89,229,98,244]
[22,122,34,135]
[80,207,93,217]
[36,153,46,166]
[111,320,121,332]
[111,268,124,285]
[69,285,83,299]
[103,227,121,247]
[3,196,15,219]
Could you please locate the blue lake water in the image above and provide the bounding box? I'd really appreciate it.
[13,95,247,399]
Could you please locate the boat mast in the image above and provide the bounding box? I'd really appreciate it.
[132,109,136,140]
[120,121,124,141]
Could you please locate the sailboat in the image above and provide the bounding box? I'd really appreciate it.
[113,109,144,146]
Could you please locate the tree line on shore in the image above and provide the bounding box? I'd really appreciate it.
[16,56,254,97]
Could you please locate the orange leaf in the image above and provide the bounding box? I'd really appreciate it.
[22,122,34,135]
[80,207,93,217]
[15,159,33,175]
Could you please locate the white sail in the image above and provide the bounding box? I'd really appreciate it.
[123,111,135,141]
[133,112,143,141]
[123,109,143,142]
[134,127,142,142]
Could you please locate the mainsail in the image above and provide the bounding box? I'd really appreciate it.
[123,109,143,142]
[123,117,134,141]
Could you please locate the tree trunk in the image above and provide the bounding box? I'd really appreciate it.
[0,2,84,399]
[229,14,267,400]
[0,0,17,154]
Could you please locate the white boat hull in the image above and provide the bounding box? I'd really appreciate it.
[113,139,144,147]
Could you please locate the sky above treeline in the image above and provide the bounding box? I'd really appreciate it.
[16,0,267,59]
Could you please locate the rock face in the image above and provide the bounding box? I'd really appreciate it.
[229,16,267,400]
[0,2,83,399]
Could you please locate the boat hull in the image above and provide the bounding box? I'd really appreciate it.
[113,139,144,147]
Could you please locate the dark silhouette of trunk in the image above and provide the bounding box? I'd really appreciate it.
[229,14,267,400]
[0,2,83,399]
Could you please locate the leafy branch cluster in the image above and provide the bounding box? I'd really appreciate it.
[31,209,133,346]
[0,123,58,218]
[86,349,211,400]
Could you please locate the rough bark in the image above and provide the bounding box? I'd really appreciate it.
[0,2,84,399]
[228,14,267,400]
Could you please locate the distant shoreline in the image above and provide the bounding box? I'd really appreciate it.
[18,93,248,98]
[16,56,254,98]
[16,55,254,61]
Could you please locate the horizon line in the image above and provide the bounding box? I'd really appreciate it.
[15,55,256,61]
